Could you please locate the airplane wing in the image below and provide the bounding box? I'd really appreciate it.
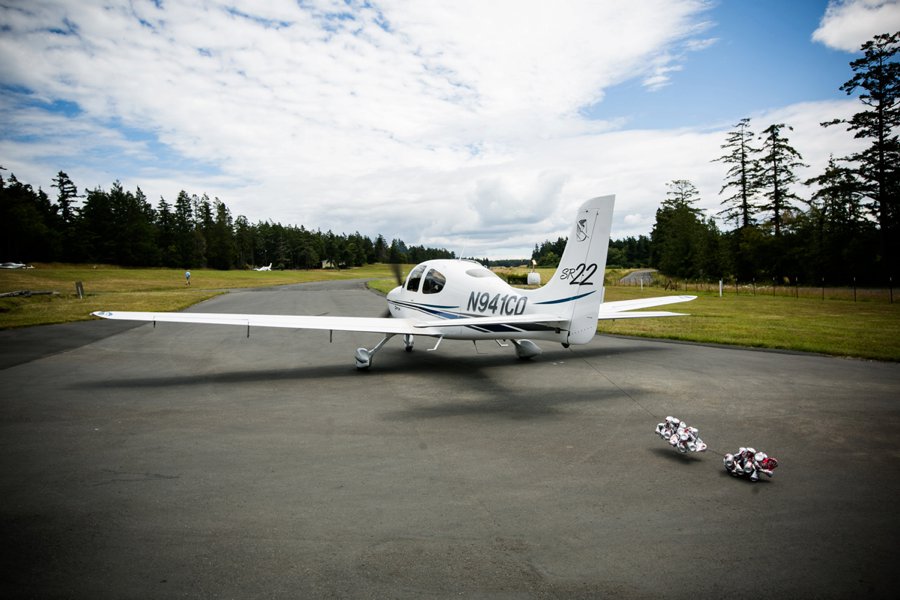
[91,311,439,336]
[597,295,696,320]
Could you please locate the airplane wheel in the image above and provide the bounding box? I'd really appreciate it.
[355,348,371,370]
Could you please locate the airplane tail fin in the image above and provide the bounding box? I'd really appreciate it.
[530,195,614,345]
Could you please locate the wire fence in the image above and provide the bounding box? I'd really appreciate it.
[614,277,897,303]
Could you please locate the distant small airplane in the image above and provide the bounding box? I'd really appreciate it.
[254,263,273,271]
[93,196,695,369]
[0,262,31,269]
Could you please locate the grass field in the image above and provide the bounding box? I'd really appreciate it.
[600,286,900,361]
[3,264,898,361]
[0,263,395,329]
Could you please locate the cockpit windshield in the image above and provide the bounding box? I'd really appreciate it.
[422,269,446,294]
[406,264,427,292]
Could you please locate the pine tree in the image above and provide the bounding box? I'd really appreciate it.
[156,196,178,267]
[805,156,866,229]
[206,198,235,269]
[51,171,80,224]
[233,215,254,268]
[714,118,759,229]
[173,190,200,267]
[662,179,703,213]
[824,31,900,269]
[650,180,720,279]
[756,123,807,237]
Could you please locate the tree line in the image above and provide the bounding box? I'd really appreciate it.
[533,32,898,286]
[0,173,454,270]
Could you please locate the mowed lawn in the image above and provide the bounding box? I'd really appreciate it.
[0,264,396,329]
[600,287,900,362]
[3,265,898,361]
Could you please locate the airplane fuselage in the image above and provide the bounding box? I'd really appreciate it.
[386,259,589,344]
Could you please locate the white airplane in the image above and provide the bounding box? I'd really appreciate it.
[0,262,31,269]
[93,196,695,369]
[254,263,273,271]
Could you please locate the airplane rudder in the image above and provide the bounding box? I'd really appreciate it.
[560,196,615,274]
[545,195,615,291]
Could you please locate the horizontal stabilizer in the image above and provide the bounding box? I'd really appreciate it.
[598,295,696,314]
[597,310,689,320]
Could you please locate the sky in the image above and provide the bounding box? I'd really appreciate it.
[2,0,899,259]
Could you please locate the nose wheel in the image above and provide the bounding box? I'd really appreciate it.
[403,334,414,352]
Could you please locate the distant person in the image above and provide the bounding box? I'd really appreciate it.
[185,270,191,286]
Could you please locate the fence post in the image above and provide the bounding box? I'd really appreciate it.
[853,277,857,302]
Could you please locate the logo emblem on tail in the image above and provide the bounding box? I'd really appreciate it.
[576,217,589,242]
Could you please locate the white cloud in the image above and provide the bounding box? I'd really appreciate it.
[0,1,868,258]
[812,0,900,52]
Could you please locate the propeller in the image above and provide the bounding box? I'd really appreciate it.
[380,263,405,318]
[390,262,404,286]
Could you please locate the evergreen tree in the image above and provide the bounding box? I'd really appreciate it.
[297,238,319,269]
[79,186,116,263]
[388,238,407,263]
[206,198,235,269]
[373,234,388,263]
[173,190,201,267]
[755,123,807,237]
[0,174,58,261]
[801,156,875,283]
[824,31,900,270]
[805,156,866,229]
[650,180,720,279]
[233,215,254,267]
[155,196,178,267]
[662,179,703,213]
[51,170,79,225]
[531,237,567,266]
[714,118,759,229]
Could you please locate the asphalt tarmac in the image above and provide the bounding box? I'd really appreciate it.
[1,279,899,599]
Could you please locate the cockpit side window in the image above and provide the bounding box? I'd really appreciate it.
[422,269,446,294]
[406,264,427,292]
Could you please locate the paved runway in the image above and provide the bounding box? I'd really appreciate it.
[2,280,899,598]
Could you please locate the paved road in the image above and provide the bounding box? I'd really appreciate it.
[2,280,899,598]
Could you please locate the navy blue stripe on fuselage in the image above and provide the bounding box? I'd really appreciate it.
[389,299,558,332]
[390,299,462,320]
[534,290,596,305]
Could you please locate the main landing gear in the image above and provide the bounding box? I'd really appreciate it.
[511,339,542,360]
[355,334,395,370]
[355,335,543,369]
